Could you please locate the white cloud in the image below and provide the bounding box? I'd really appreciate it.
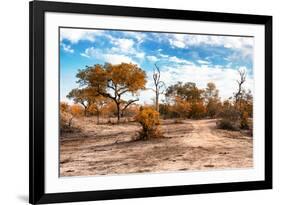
[80,53,89,58]
[122,31,146,42]
[80,47,137,65]
[80,47,97,58]
[197,59,210,65]
[60,28,104,43]
[147,55,158,62]
[169,56,194,65]
[166,34,254,59]
[169,39,185,48]
[108,36,146,60]
[136,89,155,105]
[168,34,187,48]
[154,52,194,65]
[135,52,145,59]
[183,34,252,49]
[103,54,137,65]
[159,53,169,58]
[111,38,134,53]
[60,43,74,53]
[164,34,254,67]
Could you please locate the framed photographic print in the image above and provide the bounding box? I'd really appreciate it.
[29,0,272,204]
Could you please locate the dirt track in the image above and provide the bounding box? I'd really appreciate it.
[60,118,253,177]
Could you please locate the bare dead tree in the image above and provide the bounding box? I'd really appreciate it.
[235,69,246,103]
[234,69,247,116]
[151,63,166,112]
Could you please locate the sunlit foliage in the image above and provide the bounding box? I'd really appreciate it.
[135,107,161,140]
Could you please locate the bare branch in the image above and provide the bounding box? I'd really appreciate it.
[97,89,115,100]
[158,81,166,89]
[121,99,139,112]
[119,88,130,96]
[154,63,161,79]
[146,87,156,92]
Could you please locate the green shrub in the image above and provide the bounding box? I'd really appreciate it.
[218,106,240,121]
[217,119,240,131]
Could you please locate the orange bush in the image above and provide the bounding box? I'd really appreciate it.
[60,102,82,133]
[70,104,84,117]
[172,97,191,118]
[60,102,69,112]
[135,107,161,140]
[189,101,206,119]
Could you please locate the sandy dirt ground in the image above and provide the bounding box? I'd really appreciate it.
[60,118,253,176]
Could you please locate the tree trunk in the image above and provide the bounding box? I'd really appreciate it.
[96,110,100,125]
[82,105,87,117]
[68,117,73,127]
[155,90,159,112]
[116,102,121,123]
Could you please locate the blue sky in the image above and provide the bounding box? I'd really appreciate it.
[60,27,254,104]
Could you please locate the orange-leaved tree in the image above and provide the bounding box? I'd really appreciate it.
[166,82,205,119]
[76,63,147,123]
[67,87,97,116]
[204,82,220,118]
[88,95,108,124]
[171,96,191,118]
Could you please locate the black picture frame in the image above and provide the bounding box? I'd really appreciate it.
[29,0,272,204]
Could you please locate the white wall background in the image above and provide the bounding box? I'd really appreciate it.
[0,0,279,204]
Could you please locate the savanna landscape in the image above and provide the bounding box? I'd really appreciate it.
[59,28,254,177]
